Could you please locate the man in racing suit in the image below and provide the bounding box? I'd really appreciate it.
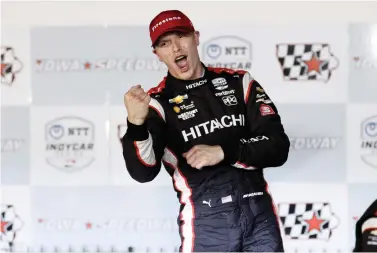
[121,10,290,252]
[353,199,377,252]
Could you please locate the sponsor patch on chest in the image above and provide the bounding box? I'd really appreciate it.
[181,114,245,142]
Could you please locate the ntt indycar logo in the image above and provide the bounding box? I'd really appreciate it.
[212,77,228,90]
[202,36,252,70]
[181,114,245,142]
[360,115,377,169]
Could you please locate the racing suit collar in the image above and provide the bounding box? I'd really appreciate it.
[164,62,209,96]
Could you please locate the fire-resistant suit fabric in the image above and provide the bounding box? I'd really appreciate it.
[121,64,290,252]
[353,199,377,252]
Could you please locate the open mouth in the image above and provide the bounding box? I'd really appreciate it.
[175,55,188,70]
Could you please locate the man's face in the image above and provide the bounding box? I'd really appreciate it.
[153,31,201,80]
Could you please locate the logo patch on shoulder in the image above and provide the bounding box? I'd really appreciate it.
[260,105,275,116]
[212,77,228,90]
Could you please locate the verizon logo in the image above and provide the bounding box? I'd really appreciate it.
[215,90,235,97]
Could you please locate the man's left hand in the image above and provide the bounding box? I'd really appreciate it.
[182,145,224,169]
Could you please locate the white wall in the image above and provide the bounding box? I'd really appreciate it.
[2,1,377,252]
[3,1,377,27]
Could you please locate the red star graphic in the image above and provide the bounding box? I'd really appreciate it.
[1,221,8,233]
[304,212,326,233]
[304,53,322,73]
[1,63,8,76]
[84,62,91,69]
[85,222,92,230]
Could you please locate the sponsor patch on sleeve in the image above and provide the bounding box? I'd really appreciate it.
[259,104,275,116]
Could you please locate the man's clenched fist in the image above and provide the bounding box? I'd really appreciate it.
[124,85,151,125]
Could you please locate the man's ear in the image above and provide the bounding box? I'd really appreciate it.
[194,31,200,46]
[152,48,162,62]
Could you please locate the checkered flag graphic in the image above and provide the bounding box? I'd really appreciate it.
[1,46,23,85]
[277,202,340,240]
[0,205,23,252]
[276,43,339,82]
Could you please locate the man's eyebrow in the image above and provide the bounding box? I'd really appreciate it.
[156,38,170,47]
[160,37,171,42]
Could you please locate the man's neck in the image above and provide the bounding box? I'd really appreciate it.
[190,62,205,80]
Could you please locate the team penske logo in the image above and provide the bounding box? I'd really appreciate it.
[169,94,188,104]
[222,95,238,106]
[181,114,245,142]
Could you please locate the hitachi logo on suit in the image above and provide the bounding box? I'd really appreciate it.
[186,79,207,90]
[182,114,245,142]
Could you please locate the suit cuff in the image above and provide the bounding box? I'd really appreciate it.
[219,140,240,164]
[125,119,149,141]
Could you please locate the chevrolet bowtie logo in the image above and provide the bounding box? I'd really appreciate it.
[169,94,188,104]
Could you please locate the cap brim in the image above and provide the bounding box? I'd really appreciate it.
[152,26,195,47]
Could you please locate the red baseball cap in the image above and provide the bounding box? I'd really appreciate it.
[149,10,195,46]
